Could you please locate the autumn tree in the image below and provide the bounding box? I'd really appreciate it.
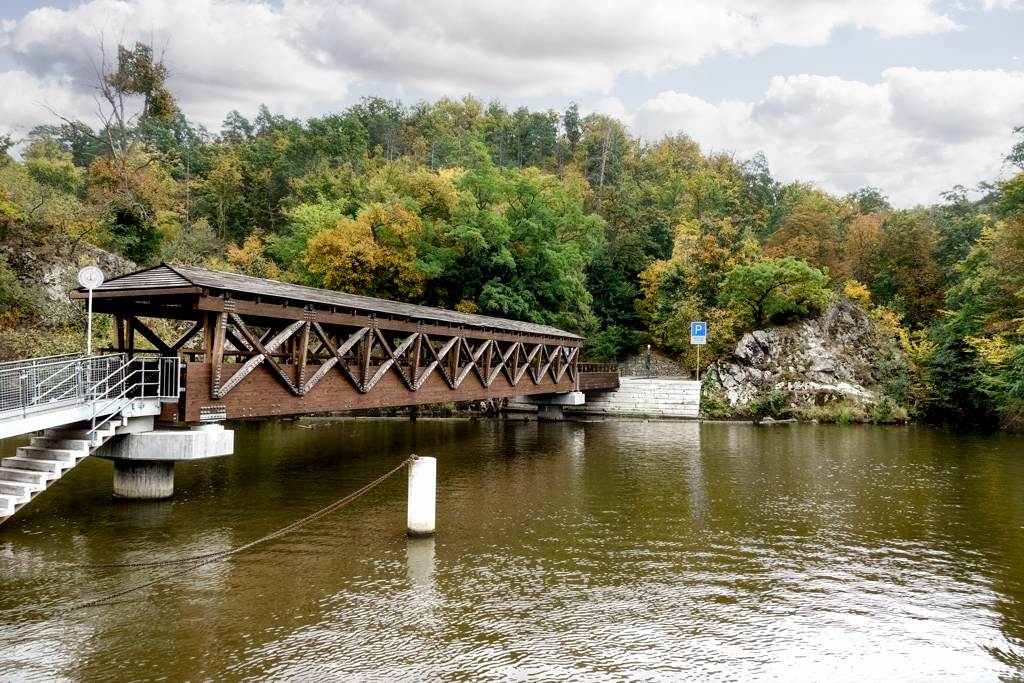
[763,202,844,281]
[306,202,425,301]
[843,212,884,287]
[45,41,179,263]
[874,210,945,328]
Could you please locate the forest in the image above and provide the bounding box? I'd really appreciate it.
[1,43,1022,429]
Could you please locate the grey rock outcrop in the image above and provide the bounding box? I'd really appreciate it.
[1,242,135,322]
[708,299,898,411]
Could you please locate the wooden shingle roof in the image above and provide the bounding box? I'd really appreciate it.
[85,263,583,341]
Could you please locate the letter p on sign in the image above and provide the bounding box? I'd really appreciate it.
[690,321,707,345]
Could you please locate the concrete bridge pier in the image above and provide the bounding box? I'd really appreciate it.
[515,391,586,421]
[113,461,175,499]
[94,423,234,500]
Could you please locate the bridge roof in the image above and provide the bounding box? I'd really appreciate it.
[80,263,583,341]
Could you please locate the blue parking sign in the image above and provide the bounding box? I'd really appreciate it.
[690,321,707,345]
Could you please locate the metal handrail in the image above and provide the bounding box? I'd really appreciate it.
[0,354,180,430]
[87,357,181,441]
[578,362,620,374]
[1,356,87,419]
[0,353,83,371]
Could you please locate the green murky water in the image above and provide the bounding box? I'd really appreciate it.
[2,419,1024,681]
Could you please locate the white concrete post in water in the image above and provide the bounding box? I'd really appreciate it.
[407,456,436,537]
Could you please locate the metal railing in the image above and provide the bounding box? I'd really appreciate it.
[0,353,181,427]
[578,362,620,374]
[86,356,181,440]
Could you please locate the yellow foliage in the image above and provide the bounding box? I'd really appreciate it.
[455,299,479,313]
[898,327,938,367]
[226,235,281,280]
[305,216,378,292]
[966,335,1014,368]
[636,259,669,327]
[843,280,873,307]
[88,149,178,218]
[305,202,424,299]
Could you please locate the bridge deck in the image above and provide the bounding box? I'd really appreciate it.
[74,264,616,421]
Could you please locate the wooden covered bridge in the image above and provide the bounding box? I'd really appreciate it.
[0,264,619,522]
[72,263,620,422]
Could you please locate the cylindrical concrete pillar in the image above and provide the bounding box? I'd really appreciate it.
[113,460,174,499]
[407,456,436,537]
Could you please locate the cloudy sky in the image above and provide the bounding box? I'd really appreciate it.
[1,0,1022,206]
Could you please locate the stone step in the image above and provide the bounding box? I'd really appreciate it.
[1,457,64,479]
[0,467,48,487]
[582,401,701,407]
[45,426,114,443]
[607,387,701,393]
[589,388,699,394]
[0,495,13,515]
[16,446,79,463]
[0,480,34,502]
[595,401,700,406]
[586,406,700,411]
[30,436,91,452]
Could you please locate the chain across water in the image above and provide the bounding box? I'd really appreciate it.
[0,455,416,611]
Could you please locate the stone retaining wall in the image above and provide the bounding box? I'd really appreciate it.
[567,378,701,419]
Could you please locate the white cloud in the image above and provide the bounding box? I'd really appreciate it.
[632,69,1024,206]
[0,0,1004,206]
[0,70,93,139]
[0,0,961,131]
[982,0,1023,9]
[2,0,352,130]
[281,0,958,92]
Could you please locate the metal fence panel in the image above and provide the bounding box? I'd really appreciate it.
[0,353,181,425]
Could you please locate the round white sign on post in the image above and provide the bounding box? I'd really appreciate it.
[78,266,104,290]
[78,266,103,356]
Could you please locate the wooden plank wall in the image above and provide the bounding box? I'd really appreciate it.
[577,372,620,392]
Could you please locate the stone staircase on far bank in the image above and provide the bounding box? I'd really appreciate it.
[567,377,701,419]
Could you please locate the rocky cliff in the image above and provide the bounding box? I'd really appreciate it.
[702,299,912,422]
[0,240,135,359]
[0,243,135,321]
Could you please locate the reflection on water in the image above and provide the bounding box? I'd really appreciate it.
[406,536,435,587]
[1,419,1024,681]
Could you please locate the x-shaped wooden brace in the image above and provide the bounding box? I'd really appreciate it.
[213,315,305,399]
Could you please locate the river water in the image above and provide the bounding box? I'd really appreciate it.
[1,419,1024,682]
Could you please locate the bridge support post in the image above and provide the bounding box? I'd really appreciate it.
[94,423,234,500]
[515,391,585,422]
[407,455,436,537]
[113,460,174,500]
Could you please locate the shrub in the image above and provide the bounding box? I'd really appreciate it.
[748,390,788,419]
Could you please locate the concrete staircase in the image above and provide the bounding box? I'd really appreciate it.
[567,378,702,419]
[0,416,137,521]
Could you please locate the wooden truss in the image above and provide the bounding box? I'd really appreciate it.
[86,264,610,422]
[201,313,579,400]
[113,311,580,402]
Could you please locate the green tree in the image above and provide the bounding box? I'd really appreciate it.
[763,202,843,282]
[874,210,945,328]
[718,256,833,328]
[418,143,602,332]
